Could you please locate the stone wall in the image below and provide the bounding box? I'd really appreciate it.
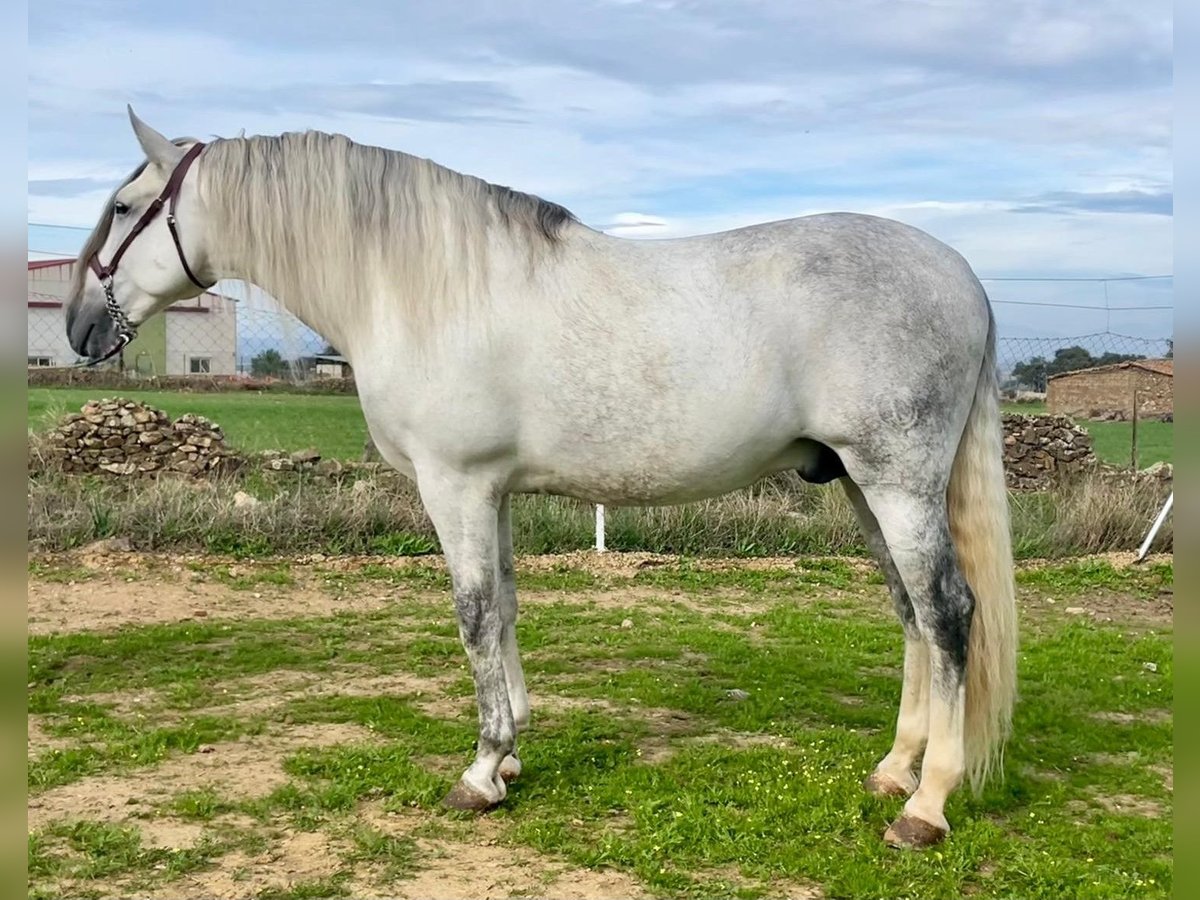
[1047,364,1173,419]
[41,398,241,476]
[28,366,357,394]
[1001,413,1095,490]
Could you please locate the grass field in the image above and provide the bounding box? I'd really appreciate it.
[27,553,1173,899]
[32,389,1172,467]
[27,388,370,461]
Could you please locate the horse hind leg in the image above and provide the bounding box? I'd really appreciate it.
[843,479,929,799]
[853,482,974,849]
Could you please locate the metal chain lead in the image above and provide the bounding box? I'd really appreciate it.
[103,278,137,339]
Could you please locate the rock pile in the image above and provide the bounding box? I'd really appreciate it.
[259,448,345,477]
[46,398,240,476]
[1001,413,1095,490]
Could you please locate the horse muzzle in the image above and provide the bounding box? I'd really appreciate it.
[67,301,133,366]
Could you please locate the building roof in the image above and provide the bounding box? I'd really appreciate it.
[1047,358,1173,381]
[28,257,234,305]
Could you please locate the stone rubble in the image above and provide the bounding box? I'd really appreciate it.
[44,398,241,477]
[1001,413,1095,490]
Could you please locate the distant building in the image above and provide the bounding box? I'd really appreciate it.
[1047,359,1173,420]
[27,258,237,375]
[307,354,353,379]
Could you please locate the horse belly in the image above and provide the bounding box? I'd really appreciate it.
[516,420,817,505]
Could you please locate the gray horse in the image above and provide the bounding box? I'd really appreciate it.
[67,109,1017,849]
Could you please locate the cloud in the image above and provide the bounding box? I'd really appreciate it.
[603,211,670,236]
[1014,189,1173,216]
[27,0,1173,344]
[28,177,119,198]
[180,80,529,125]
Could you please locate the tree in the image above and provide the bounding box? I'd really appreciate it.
[251,348,290,377]
[1010,345,1145,392]
[1011,356,1049,391]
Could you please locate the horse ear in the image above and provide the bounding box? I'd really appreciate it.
[128,106,185,168]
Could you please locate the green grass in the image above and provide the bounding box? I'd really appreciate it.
[27,387,369,460]
[1087,419,1172,469]
[28,559,1173,899]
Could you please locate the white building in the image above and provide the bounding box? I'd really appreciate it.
[28,258,238,374]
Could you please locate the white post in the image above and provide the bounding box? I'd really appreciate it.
[1134,492,1173,563]
[595,504,606,553]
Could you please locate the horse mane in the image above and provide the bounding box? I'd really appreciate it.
[197,130,577,332]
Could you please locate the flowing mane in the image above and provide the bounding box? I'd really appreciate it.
[198,131,577,329]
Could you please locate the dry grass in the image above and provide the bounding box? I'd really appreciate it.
[26,440,1171,559]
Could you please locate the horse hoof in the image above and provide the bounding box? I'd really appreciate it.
[442,779,500,812]
[863,772,912,798]
[498,754,522,783]
[884,814,948,849]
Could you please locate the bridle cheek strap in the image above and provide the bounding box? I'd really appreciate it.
[88,141,213,297]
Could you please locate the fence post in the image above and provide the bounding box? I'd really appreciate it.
[595,504,606,553]
[1130,390,1139,470]
[1135,492,1173,562]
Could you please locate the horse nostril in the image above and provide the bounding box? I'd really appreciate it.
[79,321,96,356]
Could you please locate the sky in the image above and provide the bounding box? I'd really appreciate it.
[28,0,1173,354]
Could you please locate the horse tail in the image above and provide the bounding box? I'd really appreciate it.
[947,306,1018,793]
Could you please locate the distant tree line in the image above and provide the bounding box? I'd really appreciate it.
[1010,346,1144,392]
[249,344,341,378]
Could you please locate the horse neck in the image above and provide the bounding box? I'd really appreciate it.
[200,146,586,361]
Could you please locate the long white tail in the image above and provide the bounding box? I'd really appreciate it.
[947,310,1018,793]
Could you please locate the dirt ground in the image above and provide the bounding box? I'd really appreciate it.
[26,547,1173,636]
[27,548,1172,899]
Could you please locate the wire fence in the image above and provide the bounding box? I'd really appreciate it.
[996,333,1173,391]
[28,278,1172,390]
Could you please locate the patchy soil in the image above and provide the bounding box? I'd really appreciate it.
[1092,792,1165,818]
[29,723,377,831]
[354,807,651,900]
[28,716,71,756]
[69,667,472,725]
[1090,709,1172,726]
[28,548,1173,635]
[145,830,350,900]
[26,549,1173,899]
[26,574,395,635]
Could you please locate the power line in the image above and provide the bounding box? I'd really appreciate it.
[980,275,1172,282]
[28,222,92,231]
[991,299,1173,311]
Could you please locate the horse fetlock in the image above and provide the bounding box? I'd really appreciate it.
[498,752,522,782]
[863,770,915,798]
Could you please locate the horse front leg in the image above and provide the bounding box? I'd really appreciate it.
[496,494,529,783]
[418,473,514,811]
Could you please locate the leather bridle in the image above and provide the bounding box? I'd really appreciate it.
[85,141,214,365]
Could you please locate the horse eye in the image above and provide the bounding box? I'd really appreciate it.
[113,201,130,216]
